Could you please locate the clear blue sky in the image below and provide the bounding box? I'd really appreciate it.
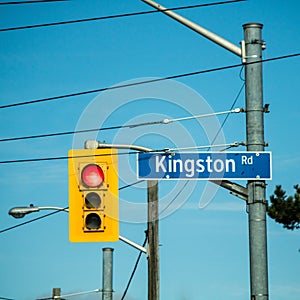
[0,0,299,299]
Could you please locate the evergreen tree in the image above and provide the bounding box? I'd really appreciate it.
[267,185,300,230]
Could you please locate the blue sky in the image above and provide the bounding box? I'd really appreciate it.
[0,0,299,299]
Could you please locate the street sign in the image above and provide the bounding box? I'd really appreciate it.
[137,152,272,180]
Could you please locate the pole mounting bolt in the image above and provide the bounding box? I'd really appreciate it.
[263,104,270,113]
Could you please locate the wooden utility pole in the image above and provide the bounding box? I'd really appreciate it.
[147,180,159,300]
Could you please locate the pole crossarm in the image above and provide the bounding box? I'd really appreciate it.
[141,0,242,57]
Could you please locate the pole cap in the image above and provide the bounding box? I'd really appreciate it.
[102,247,114,252]
[243,22,263,29]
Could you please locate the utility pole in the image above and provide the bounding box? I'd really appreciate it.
[140,1,268,299]
[147,180,159,300]
[102,248,114,300]
[243,23,268,300]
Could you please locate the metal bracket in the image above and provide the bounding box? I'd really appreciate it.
[240,142,269,147]
[241,39,266,63]
[247,182,268,205]
[241,103,270,113]
[241,40,259,63]
[210,180,248,201]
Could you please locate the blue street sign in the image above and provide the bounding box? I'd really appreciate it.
[137,152,272,180]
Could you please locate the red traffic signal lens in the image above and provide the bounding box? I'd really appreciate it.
[81,164,104,188]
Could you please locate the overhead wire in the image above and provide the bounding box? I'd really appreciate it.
[207,78,245,150]
[0,108,242,143]
[0,0,246,32]
[0,150,142,164]
[1,54,298,164]
[166,142,241,152]
[0,141,242,164]
[0,53,299,110]
[159,180,190,216]
[0,62,243,109]
[119,180,145,190]
[0,0,67,5]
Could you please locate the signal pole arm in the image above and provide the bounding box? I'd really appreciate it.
[141,0,242,57]
[85,140,153,153]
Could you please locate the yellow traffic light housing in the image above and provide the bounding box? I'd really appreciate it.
[68,149,118,242]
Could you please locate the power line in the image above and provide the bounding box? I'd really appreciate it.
[0,108,242,143]
[159,180,190,216]
[0,0,245,32]
[119,180,145,190]
[208,78,245,150]
[0,150,136,164]
[0,124,125,143]
[0,142,242,164]
[0,0,67,5]
[0,63,241,109]
[1,53,298,110]
[0,150,146,164]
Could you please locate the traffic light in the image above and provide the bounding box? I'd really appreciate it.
[68,149,119,242]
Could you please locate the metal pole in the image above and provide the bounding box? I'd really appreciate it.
[102,248,114,300]
[52,288,61,300]
[243,23,268,300]
[147,180,159,300]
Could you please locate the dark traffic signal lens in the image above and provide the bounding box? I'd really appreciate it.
[85,192,101,209]
[85,213,101,229]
